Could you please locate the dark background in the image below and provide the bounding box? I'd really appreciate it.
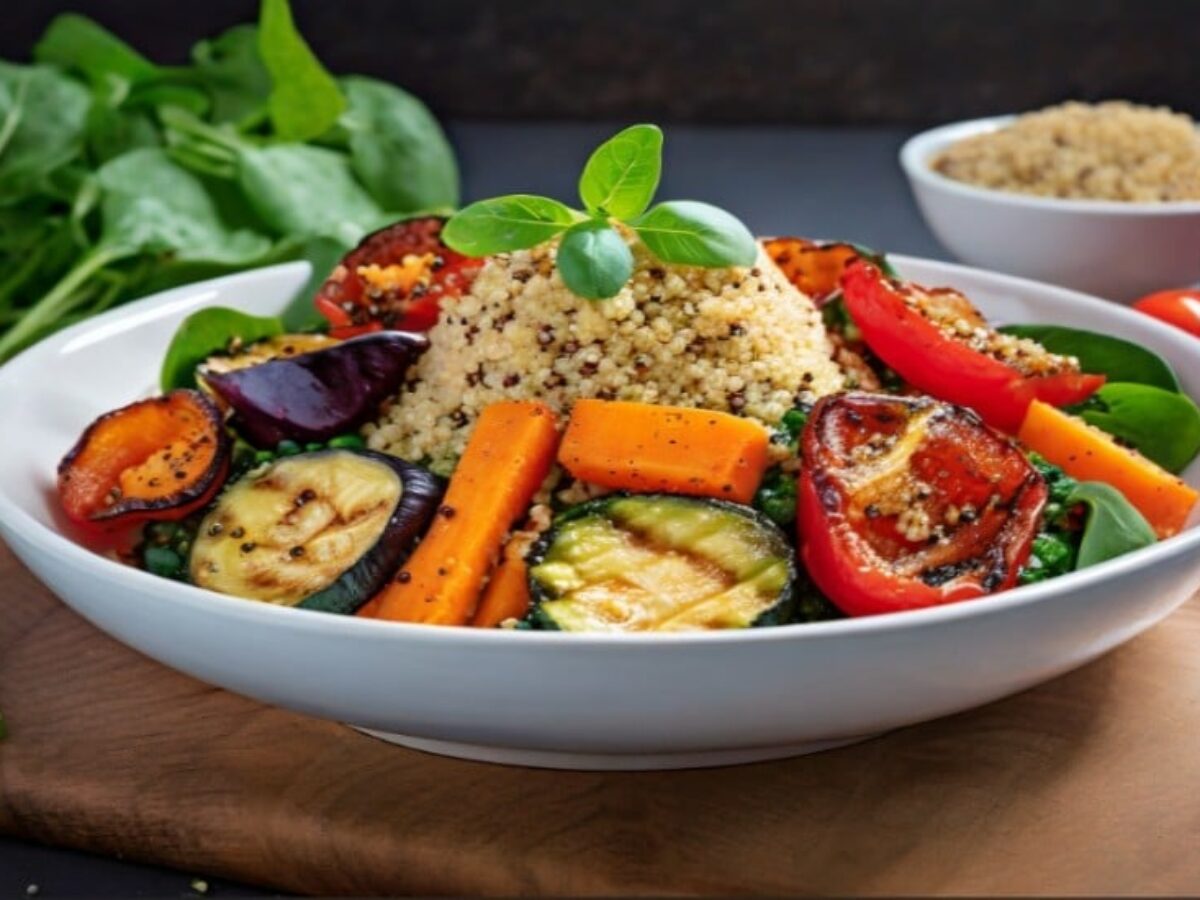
[2,0,1199,125]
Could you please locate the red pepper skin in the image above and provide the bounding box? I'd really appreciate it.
[840,260,1104,433]
[315,216,482,338]
[798,392,1047,617]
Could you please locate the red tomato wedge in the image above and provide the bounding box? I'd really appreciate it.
[315,217,483,337]
[798,392,1047,617]
[1132,288,1200,339]
[840,260,1104,432]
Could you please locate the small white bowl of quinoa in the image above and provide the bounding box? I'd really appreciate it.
[900,101,1200,301]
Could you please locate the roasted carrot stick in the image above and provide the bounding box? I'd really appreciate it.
[373,401,559,625]
[557,399,770,504]
[1018,400,1198,538]
[471,532,535,628]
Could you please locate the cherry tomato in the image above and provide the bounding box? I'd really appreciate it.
[1132,289,1200,339]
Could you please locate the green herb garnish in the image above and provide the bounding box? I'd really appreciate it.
[442,124,757,299]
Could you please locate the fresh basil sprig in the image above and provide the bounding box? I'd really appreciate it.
[442,124,758,299]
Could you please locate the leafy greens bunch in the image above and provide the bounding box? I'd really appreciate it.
[0,0,459,362]
[441,124,757,300]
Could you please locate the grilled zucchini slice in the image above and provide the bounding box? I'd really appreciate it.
[189,449,442,614]
[525,494,796,632]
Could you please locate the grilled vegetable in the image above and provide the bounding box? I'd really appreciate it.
[58,390,230,529]
[373,401,560,625]
[841,260,1104,432]
[189,449,443,613]
[524,494,796,632]
[1018,399,1197,538]
[558,399,770,504]
[201,331,427,448]
[799,392,1047,617]
[315,216,483,336]
[764,237,862,303]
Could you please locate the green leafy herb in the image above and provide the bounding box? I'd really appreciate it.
[339,76,459,212]
[160,305,283,390]
[0,0,459,363]
[556,220,635,300]
[631,200,757,268]
[258,0,345,142]
[442,124,757,299]
[1070,382,1200,473]
[1018,530,1078,584]
[1066,481,1157,568]
[578,123,662,219]
[442,195,579,256]
[753,466,797,527]
[998,324,1181,392]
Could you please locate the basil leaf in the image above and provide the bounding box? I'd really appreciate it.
[578,123,663,220]
[236,144,383,246]
[442,194,577,256]
[556,220,634,300]
[1066,481,1157,569]
[160,306,284,390]
[339,76,459,212]
[258,0,345,142]
[34,13,159,86]
[0,62,91,202]
[1074,382,1200,473]
[998,324,1180,392]
[191,24,272,127]
[98,147,271,263]
[631,200,757,267]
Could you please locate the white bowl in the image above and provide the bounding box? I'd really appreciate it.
[2,260,1199,771]
[901,115,1200,302]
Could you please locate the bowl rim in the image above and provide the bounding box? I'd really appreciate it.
[2,258,1200,648]
[900,113,1200,216]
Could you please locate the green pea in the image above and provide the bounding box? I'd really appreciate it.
[144,545,183,578]
[276,439,302,456]
[327,433,366,450]
[304,442,325,452]
[254,450,275,465]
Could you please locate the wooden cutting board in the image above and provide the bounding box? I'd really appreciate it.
[3,537,1200,897]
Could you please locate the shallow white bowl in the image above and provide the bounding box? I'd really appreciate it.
[901,115,1200,302]
[2,260,1199,770]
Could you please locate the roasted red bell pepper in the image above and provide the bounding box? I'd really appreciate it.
[315,216,483,338]
[840,260,1104,432]
[798,392,1047,617]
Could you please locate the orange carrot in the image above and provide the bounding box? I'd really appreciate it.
[471,533,535,628]
[373,401,559,625]
[557,399,770,504]
[1018,400,1198,538]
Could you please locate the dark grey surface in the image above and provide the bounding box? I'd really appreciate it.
[0,120,942,896]
[2,0,1198,123]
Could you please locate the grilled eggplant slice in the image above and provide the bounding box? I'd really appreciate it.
[201,331,428,448]
[525,494,796,632]
[189,449,443,614]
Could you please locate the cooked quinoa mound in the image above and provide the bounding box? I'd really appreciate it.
[931,101,1200,201]
[365,237,844,472]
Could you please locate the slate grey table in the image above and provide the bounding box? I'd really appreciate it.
[0,121,941,898]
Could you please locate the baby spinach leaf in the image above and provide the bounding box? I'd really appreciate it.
[279,234,351,330]
[556,220,634,299]
[160,306,284,390]
[632,200,757,267]
[1073,382,1200,473]
[34,13,159,87]
[97,147,271,263]
[258,0,345,141]
[340,76,459,212]
[0,62,91,201]
[578,123,662,220]
[1066,481,1157,569]
[236,144,383,246]
[190,24,272,127]
[998,324,1180,392]
[442,194,577,256]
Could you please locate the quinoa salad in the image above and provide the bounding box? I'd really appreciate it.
[931,101,1200,202]
[55,125,1200,632]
